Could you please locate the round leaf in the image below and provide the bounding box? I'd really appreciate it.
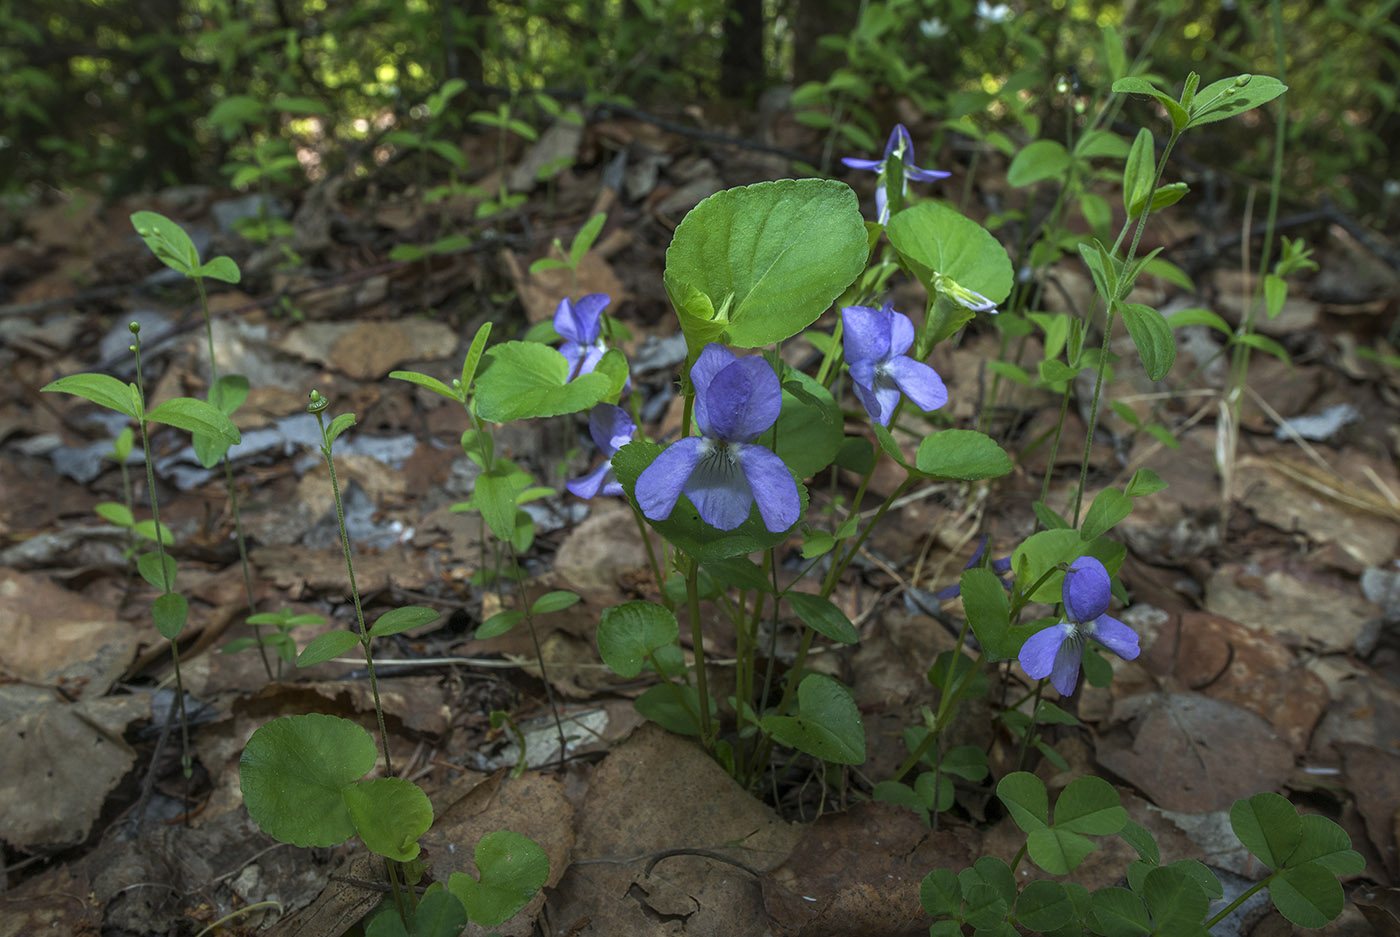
[997,771,1050,831]
[916,430,1012,481]
[448,831,550,927]
[1230,792,1301,868]
[597,601,678,678]
[343,777,433,861]
[239,713,376,847]
[662,179,869,348]
[1271,863,1343,929]
[1053,774,1127,835]
[1017,880,1075,931]
[1007,139,1071,188]
[475,342,627,422]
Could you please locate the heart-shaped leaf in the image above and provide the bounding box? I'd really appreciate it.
[597,601,678,678]
[474,342,627,422]
[448,831,549,927]
[343,777,433,861]
[760,673,864,764]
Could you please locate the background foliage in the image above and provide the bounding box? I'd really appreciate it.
[3,0,1396,222]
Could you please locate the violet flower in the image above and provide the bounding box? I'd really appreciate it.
[935,535,1013,600]
[635,345,800,533]
[1018,556,1140,697]
[842,302,948,426]
[567,404,635,499]
[555,293,611,380]
[841,124,951,224]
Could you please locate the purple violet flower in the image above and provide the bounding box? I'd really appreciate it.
[841,124,951,224]
[567,404,635,499]
[842,302,948,426]
[555,293,611,380]
[635,345,800,533]
[1018,556,1141,697]
[935,535,1014,600]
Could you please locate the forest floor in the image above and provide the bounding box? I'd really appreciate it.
[1,105,1399,937]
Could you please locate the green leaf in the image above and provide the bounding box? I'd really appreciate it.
[1111,78,1189,131]
[1142,865,1210,933]
[1230,793,1302,868]
[1146,181,1189,214]
[1081,488,1132,541]
[389,370,460,402]
[919,868,962,917]
[1118,302,1175,380]
[941,745,989,781]
[885,201,1014,309]
[1018,880,1075,931]
[1187,75,1287,128]
[297,629,361,667]
[1011,529,1124,602]
[1053,775,1127,834]
[131,210,199,274]
[447,831,549,927]
[704,557,774,594]
[130,519,174,544]
[569,212,607,268]
[1078,239,1120,301]
[137,551,177,590]
[785,591,858,644]
[1088,886,1151,937]
[369,606,440,638]
[41,373,140,419]
[1030,826,1099,874]
[916,430,1012,481]
[461,320,493,391]
[961,567,1018,661]
[597,601,678,678]
[634,683,712,736]
[1235,331,1291,364]
[914,770,955,814]
[476,610,523,640]
[531,590,581,614]
[1271,862,1343,928]
[146,397,241,446]
[239,713,376,847]
[152,591,188,640]
[873,780,929,825]
[475,342,627,421]
[343,777,433,861]
[1122,128,1154,219]
[96,502,135,527]
[196,255,242,284]
[758,367,843,478]
[1007,139,1071,188]
[1118,819,1160,863]
[325,413,355,447]
[1285,814,1364,874]
[760,673,865,764]
[208,374,250,416]
[662,179,868,348]
[612,440,807,562]
[927,651,988,699]
[997,771,1050,832]
[474,465,529,542]
[1124,468,1167,498]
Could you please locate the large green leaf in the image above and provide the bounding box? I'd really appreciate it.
[1187,75,1287,128]
[760,673,865,764]
[41,373,140,419]
[613,440,807,562]
[474,342,627,421]
[960,567,1018,661]
[1271,863,1343,929]
[343,777,433,861]
[239,714,376,847]
[447,831,550,927]
[662,179,869,348]
[885,200,1014,306]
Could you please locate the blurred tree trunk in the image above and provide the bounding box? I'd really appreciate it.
[721,0,764,99]
[792,0,846,85]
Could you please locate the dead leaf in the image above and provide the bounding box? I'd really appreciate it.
[278,320,459,379]
[500,248,626,325]
[552,501,650,597]
[1338,742,1400,879]
[508,113,584,193]
[0,568,139,695]
[0,865,102,937]
[1139,612,1330,753]
[1236,457,1400,567]
[761,802,979,937]
[1205,565,1377,653]
[1355,887,1400,937]
[1096,692,1295,814]
[549,724,801,936]
[0,694,150,848]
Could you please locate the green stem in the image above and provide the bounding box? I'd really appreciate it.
[1071,131,1181,526]
[629,500,669,609]
[1203,874,1274,929]
[315,406,394,777]
[684,558,714,750]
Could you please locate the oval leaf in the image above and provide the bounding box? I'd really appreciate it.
[152,591,189,640]
[759,673,864,764]
[916,429,1012,481]
[1007,139,1071,188]
[785,591,858,644]
[42,373,140,419]
[369,605,440,637]
[146,397,242,446]
[1118,302,1176,380]
[885,201,1014,307]
[297,629,361,667]
[597,601,678,678]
